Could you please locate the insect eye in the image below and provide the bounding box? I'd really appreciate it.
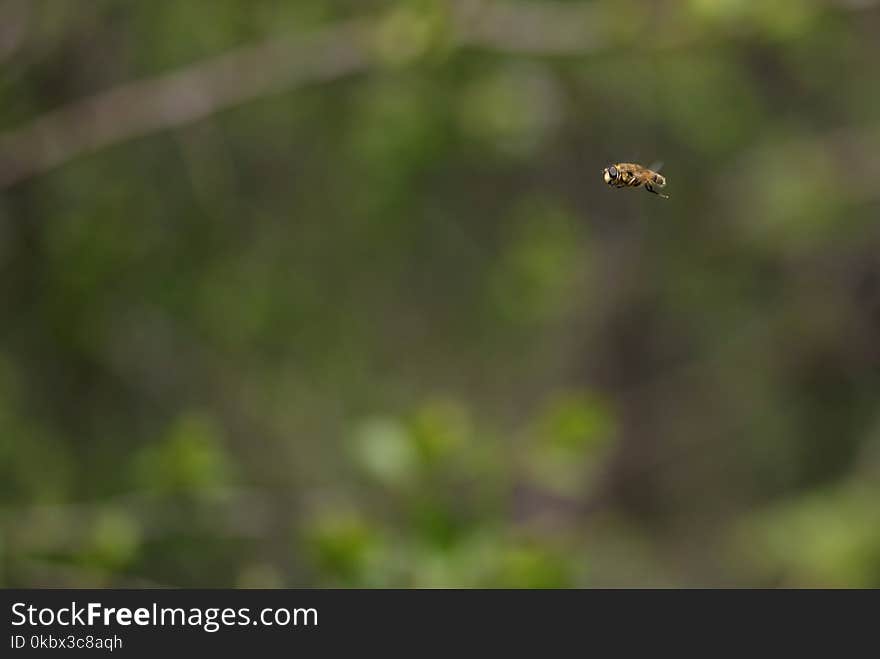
[608,166,618,179]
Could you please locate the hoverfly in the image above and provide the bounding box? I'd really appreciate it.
[603,162,668,199]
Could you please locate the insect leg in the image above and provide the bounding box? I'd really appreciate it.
[645,183,669,199]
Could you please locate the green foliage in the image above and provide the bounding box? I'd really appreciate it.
[739,480,880,587]
[79,508,142,571]
[133,413,234,495]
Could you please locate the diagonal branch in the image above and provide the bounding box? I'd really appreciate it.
[0,20,374,188]
[0,1,611,189]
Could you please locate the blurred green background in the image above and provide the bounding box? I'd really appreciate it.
[2,0,880,588]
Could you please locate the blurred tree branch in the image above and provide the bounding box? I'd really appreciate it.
[0,488,276,552]
[0,19,373,188]
[0,0,29,65]
[0,1,607,188]
[450,0,605,55]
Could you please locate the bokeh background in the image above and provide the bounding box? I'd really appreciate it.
[2,0,880,588]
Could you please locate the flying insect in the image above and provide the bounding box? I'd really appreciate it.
[603,163,668,199]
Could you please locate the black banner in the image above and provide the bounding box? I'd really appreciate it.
[2,588,875,654]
